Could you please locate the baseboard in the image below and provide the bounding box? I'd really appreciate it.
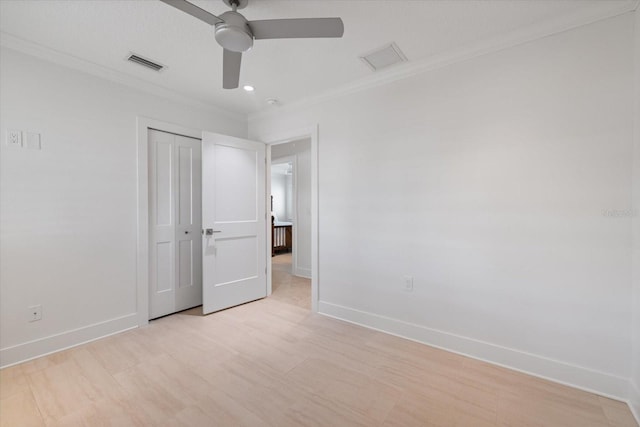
[0,313,138,368]
[318,301,629,400]
[295,267,312,279]
[629,380,640,425]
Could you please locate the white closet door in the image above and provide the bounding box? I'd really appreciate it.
[149,129,202,319]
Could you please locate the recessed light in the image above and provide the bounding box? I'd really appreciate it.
[266,98,279,106]
[243,85,255,92]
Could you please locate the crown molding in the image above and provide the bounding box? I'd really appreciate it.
[0,31,246,124]
[1,0,636,127]
[249,1,638,123]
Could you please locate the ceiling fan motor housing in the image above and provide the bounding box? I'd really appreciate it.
[215,11,253,52]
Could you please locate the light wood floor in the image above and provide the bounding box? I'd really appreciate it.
[1,270,637,426]
[271,253,311,310]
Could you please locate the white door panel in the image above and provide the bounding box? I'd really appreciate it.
[178,240,194,287]
[155,141,173,226]
[174,136,202,312]
[214,144,258,221]
[149,131,175,318]
[214,236,258,283]
[149,129,202,319]
[202,133,266,314]
[155,242,173,293]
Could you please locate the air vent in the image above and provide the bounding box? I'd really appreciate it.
[360,42,407,72]
[126,54,165,72]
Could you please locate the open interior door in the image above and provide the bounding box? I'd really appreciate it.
[202,132,267,314]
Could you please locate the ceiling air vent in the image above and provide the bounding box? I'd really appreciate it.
[360,42,407,72]
[126,53,165,72]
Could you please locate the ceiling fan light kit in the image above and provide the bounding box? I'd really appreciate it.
[215,11,253,52]
[160,0,344,89]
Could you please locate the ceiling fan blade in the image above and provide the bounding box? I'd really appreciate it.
[223,49,242,89]
[249,18,344,40]
[159,0,223,25]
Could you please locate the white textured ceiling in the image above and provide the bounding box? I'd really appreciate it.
[0,0,636,115]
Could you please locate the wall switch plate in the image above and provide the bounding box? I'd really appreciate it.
[28,305,42,322]
[403,275,413,292]
[25,132,41,150]
[6,130,23,147]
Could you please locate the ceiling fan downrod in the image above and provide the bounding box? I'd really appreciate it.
[223,0,248,11]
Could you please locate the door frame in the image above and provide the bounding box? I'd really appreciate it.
[262,125,319,312]
[136,117,203,327]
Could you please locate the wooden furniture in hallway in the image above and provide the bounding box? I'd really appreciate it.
[272,215,292,256]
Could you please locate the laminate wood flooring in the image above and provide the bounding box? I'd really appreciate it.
[271,253,311,310]
[1,292,637,426]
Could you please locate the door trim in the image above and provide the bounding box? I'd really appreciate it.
[136,117,203,327]
[261,125,319,312]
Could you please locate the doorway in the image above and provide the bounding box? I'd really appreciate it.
[137,120,318,325]
[269,139,312,309]
[148,129,202,319]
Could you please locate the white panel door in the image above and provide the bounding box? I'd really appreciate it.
[202,132,266,314]
[149,129,202,319]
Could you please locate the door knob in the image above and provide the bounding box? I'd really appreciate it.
[204,229,222,236]
[184,231,189,234]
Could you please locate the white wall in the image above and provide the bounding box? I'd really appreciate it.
[251,14,635,398]
[271,172,288,221]
[630,7,640,422]
[0,47,246,366]
[285,174,294,222]
[272,140,312,278]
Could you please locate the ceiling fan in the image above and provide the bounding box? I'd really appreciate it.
[159,0,344,89]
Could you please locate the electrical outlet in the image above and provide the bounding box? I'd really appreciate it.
[28,305,42,322]
[6,130,23,148]
[403,275,413,292]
